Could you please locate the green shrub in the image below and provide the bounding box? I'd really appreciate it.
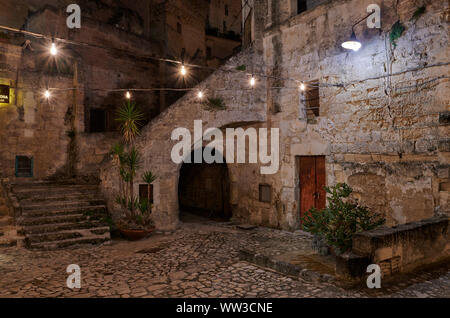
[301,183,385,253]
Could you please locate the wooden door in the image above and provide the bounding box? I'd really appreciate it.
[299,156,326,220]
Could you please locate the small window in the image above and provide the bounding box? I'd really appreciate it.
[177,22,182,34]
[89,109,106,133]
[297,0,307,14]
[223,21,227,32]
[225,5,229,16]
[259,184,272,203]
[139,184,154,204]
[305,82,320,118]
[15,156,33,178]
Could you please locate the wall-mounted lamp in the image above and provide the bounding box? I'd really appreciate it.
[341,31,361,51]
[341,12,373,51]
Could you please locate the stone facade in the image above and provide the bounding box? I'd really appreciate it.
[100,0,449,232]
[0,0,240,182]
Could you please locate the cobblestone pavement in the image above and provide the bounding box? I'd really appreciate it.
[0,219,448,298]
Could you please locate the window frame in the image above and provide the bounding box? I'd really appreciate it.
[259,184,272,203]
[15,155,33,178]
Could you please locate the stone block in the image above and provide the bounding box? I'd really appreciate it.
[352,215,450,274]
[335,252,371,280]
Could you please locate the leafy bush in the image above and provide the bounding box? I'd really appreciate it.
[301,183,385,253]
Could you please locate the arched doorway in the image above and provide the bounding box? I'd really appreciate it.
[178,148,232,221]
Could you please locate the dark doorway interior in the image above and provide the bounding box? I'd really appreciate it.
[178,149,232,221]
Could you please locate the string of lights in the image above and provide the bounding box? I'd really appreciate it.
[0,24,448,101]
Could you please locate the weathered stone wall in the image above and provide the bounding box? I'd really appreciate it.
[100,0,449,232]
[0,41,76,180]
[0,3,162,181]
[100,44,267,230]
[260,0,449,228]
[346,215,450,278]
[208,0,242,35]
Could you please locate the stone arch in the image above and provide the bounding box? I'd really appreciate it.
[178,146,232,221]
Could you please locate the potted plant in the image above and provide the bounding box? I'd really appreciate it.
[111,101,157,240]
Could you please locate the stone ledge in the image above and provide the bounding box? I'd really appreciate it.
[238,249,335,283]
[353,215,449,256]
[351,215,449,277]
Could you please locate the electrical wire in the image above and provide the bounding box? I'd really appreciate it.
[0,24,448,97]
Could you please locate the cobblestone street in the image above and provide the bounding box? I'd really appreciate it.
[0,219,449,298]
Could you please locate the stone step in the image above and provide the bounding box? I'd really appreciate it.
[19,192,102,204]
[28,234,111,250]
[9,181,111,250]
[22,220,107,235]
[26,227,111,243]
[13,184,99,196]
[19,213,102,226]
[21,200,106,211]
[21,205,106,218]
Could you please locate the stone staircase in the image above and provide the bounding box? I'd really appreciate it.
[11,181,111,250]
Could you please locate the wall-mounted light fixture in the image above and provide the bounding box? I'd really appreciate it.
[341,12,373,51]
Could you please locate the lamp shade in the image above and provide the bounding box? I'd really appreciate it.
[341,31,362,51]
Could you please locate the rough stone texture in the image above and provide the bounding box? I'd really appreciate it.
[352,215,450,276]
[0,219,448,298]
[100,0,450,232]
[8,181,111,250]
[100,45,267,230]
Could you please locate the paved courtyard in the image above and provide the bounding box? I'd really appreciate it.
[0,218,449,298]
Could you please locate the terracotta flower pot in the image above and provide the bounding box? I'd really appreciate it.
[119,227,154,241]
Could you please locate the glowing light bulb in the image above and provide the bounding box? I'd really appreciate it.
[197,91,204,99]
[125,91,131,99]
[44,90,50,98]
[180,65,187,76]
[341,31,362,51]
[341,40,361,51]
[299,83,306,91]
[50,42,57,56]
[250,76,256,87]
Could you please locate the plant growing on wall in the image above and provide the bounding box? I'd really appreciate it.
[389,20,405,48]
[206,97,226,110]
[111,101,156,235]
[411,6,426,21]
[301,183,385,253]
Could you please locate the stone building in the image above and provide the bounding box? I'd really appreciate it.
[0,0,448,269]
[0,0,242,181]
[99,0,449,233]
[0,0,244,248]
[206,0,242,68]
[0,0,163,181]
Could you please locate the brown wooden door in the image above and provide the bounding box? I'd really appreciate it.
[299,156,326,220]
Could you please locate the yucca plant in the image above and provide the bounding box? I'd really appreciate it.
[111,101,159,233]
[142,171,157,213]
[125,147,140,210]
[115,101,145,144]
